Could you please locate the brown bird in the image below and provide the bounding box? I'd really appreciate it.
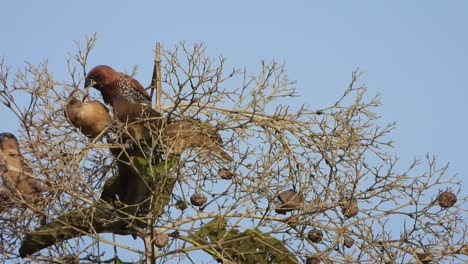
[0,133,44,197]
[64,93,111,138]
[85,65,151,106]
[163,120,233,162]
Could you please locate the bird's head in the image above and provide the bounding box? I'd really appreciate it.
[84,65,118,91]
[65,90,83,106]
[0,132,17,142]
[0,132,19,155]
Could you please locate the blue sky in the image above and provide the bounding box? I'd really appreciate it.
[1,0,467,261]
[5,0,465,186]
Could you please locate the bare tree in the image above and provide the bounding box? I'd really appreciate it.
[0,35,466,263]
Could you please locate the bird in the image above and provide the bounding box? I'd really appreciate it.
[85,65,151,106]
[64,92,111,138]
[0,132,44,198]
[85,65,233,162]
[163,120,233,162]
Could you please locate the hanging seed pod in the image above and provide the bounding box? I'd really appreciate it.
[344,237,354,248]
[175,200,188,211]
[438,191,457,208]
[416,252,433,264]
[59,254,79,264]
[154,233,169,248]
[340,198,359,218]
[190,193,207,206]
[218,168,235,180]
[305,256,322,264]
[307,229,323,243]
[275,189,303,214]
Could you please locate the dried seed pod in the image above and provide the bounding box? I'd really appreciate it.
[170,230,180,238]
[340,198,359,218]
[307,229,323,243]
[416,252,433,264]
[175,200,188,211]
[438,191,457,208]
[190,193,207,206]
[344,237,354,248]
[218,168,235,180]
[276,189,303,214]
[154,233,169,248]
[59,254,79,264]
[305,256,321,264]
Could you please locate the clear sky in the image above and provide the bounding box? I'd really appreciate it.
[1,0,467,261]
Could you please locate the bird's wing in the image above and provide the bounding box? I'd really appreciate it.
[124,74,151,102]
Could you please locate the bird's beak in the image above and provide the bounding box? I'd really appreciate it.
[84,78,91,89]
[83,79,94,101]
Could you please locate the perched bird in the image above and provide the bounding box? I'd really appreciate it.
[64,93,111,138]
[0,133,43,197]
[163,120,233,162]
[85,65,151,106]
